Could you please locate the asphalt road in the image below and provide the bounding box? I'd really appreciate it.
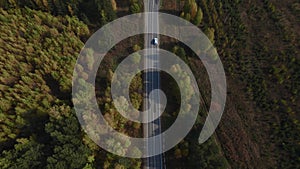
[143,0,165,169]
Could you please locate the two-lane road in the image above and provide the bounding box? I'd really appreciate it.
[143,0,165,169]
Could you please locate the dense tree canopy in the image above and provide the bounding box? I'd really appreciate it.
[1,0,299,168]
[0,7,92,168]
[0,0,117,26]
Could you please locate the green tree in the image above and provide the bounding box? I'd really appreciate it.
[173,46,186,58]
[132,44,141,52]
[205,27,215,45]
[193,7,203,26]
[130,52,141,64]
[0,138,45,169]
[45,105,93,169]
[130,3,141,13]
[181,0,201,24]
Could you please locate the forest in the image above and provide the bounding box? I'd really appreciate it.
[0,0,299,169]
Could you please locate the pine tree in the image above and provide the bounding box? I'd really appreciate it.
[193,7,203,26]
[45,105,93,169]
[0,138,45,169]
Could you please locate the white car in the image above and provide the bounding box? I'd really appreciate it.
[152,38,159,45]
